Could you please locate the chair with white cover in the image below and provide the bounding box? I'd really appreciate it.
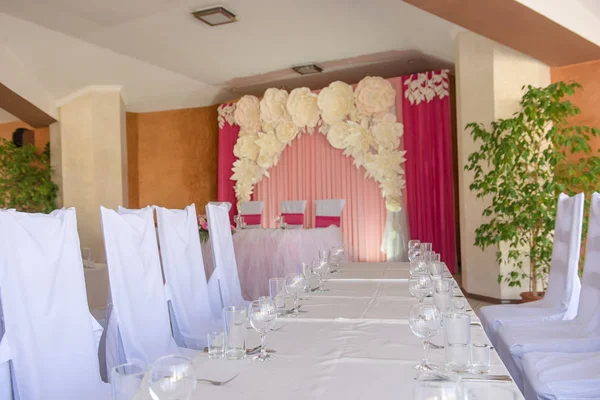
[155,204,216,349]
[209,202,232,211]
[0,209,109,399]
[239,201,264,229]
[315,199,345,228]
[495,192,600,392]
[281,200,307,229]
[101,206,186,379]
[206,204,247,318]
[479,193,584,346]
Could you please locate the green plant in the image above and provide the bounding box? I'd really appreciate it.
[0,138,57,213]
[465,82,600,296]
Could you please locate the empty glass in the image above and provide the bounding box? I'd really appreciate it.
[408,240,421,262]
[428,261,445,278]
[82,247,94,269]
[470,343,491,374]
[421,242,433,252]
[111,362,146,400]
[409,303,442,371]
[223,306,246,360]
[414,372,463,400]
[248,299,277,361]
[433,278,453,315]
[444,313,471,373]
[269,277,286,315]
[207,332,224,359]
[452,297,466,313]
[409,273,433,303]
[148,355,196,400]
[329,246,345,273]
[285,273,306,316]
[312,257,330,292]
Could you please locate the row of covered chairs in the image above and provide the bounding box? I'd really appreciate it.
[479,192,600,399]
[0,203,242,399]
[238,199,345,229]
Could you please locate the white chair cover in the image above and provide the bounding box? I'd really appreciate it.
[479,193,584,345]
[101,206,181,377]
[0,209,109,399]
[315,199,345,217]
[239,201,264,229]
[155,204,216,349]
[209,202,232,211]
[0,304,10,400]
[206,204,247,318]
[281,200,307,229]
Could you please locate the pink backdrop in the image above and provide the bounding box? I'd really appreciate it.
[217,104,239,222]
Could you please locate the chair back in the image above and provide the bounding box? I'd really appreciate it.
[281,200,307,229]
[315,199,345,228]
[209,202,232,211]
[576,192,600,329]
[239,201,264,228]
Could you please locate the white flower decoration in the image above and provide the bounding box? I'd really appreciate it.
[234,95,261,133]
[231,158,263,185]
[364,149,406,181]
[326,122,350,149]
[255,131,284,168]
[354,77,396,117]
[385,196,403,212]
[379,177,404,199]
[234,181,254,203]
[371,113,403,150]
[287,87,320,130]
[233,133,260,161]
[317,81,354,126]
[343,121,376,165]
[260,88,289,131]
[275,117,299,146]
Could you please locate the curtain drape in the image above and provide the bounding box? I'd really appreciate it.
[401,70,456,272]
[217,103,239,222]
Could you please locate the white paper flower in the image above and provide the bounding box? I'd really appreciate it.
[371,114,403,151]
[379,177,404,199]
[326,122,350,149]
[385,196,403,212]
[343,121,376,165]
[275,117,298,146]
[260,88,289,131]
[231,158,263,185]
[233,133,260,161]
[287,87,320,130]
[354,77,396,117]
[234,181,254,203]
[364,148,406,181]
[234,95,261,133]
[255,131,284,168]
[317,81,354,126]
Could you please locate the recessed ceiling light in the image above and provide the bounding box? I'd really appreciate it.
[192,6,237,26]
[292,64,323,75]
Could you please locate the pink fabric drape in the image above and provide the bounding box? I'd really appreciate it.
[253,132,387,262]
[402,71,456,272]
[217,103,239,222]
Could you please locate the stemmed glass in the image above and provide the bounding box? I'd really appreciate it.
[248,299,277,361]
[409,303,442,371]
[312,255,330,292]
[409,273,433,303]
[148,355,196,400]
[408,240,421,262]
[329,246,345,274]
[285,273,306,316]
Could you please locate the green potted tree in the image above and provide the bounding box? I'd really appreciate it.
[465,82,600,301]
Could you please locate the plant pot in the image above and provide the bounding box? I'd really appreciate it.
[520,291,545,303]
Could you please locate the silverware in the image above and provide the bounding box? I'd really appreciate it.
[197,373,239,386]
[428,342,444,349]
[471,321,483,327]
[246,346,276,355]
[461,374,512,383]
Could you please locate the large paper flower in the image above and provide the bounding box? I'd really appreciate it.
[260,88,289,132]
[326,122,350,149]
[287,87,320,130]
[234,95,261,133]
[354,77,396,117]
[379,177,404,199]
[255,131,284,169]
[234,181,254,203]
[317,81,354,126]
[233,133,260,161]
[372,113,403,150]
[231,158,263,185]
[364,148,406,181]
[385,196,403,212]
[343,121,376,166]
[275,117,299,146]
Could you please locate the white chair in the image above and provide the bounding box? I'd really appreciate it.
[155,204,216,349]
[209,202,232,212]
[0,209,109,399]
[315,199,345,228]
[495,192,600,392]
[239,201,264,229]
[101,206,186,379]
[479,193,584,346]
[281,200,307,229]
[206,204,247,318]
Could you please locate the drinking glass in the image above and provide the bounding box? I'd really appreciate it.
[312,257,330,292]
[408,240,421,262]
[409,273,433,303]
[410,259,428,276]
[269,277,286,315]
[429,261,445,279]
[470,343,491,374]
[248,299,277,361]
[285,273,306,316]
[433,277,453,315]
[302,262,320,292]
[409,303,442,371]
[148,355,196,400]
[444,313,471,373]
[421,242,433,252]
[222,306,246,360]
[452,297,466,313]
[207,332,224,359]
[329,246,345,273]
[82,247,94,268]
[111,362,146,400]
[414,372,463,400]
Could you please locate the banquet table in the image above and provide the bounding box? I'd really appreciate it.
[186,261,524,399]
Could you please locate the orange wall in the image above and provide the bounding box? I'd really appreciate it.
[0,120,49,149]
[127,105,219,211]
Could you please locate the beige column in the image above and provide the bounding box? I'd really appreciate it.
[455,32,550,300]
[54,88,128,262]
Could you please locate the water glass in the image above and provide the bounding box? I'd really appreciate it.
[444,313,471,373]
[248,299,277,361]
[207,332,224,359]
[82,247,94,268]
[269,277,286,315]
[409,273,433,303]
[433,278,453,315]
[414,372,463,400]
[410,259,428,276]
[452,297,466,313]
[409,303,442,371]
[429,261,445,278]
[222,306,246,360]
[111,363,146,400]
[148,355,196,400]
[421,242,433,252]
[285,273,307,316]
[470,343,491,374]
[329,246,345,272]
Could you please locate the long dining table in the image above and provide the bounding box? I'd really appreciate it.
[189,261,524,399]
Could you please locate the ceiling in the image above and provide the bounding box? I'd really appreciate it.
[0,0,462,113]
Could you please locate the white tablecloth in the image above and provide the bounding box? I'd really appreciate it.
[186,262,524,399]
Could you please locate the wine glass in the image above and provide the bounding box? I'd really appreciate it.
[428,261,445,279]
[148,355,196,400]
[248,299,277,361]
[329,246,345,273]
[408,240,421,262]
[285,273,306,316]
[312,256,330,292]
[409,273,433,303]
[409,303,442,371]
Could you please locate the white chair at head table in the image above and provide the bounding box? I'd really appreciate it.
[208,202,232,211]
[239,201,264,229]
[315,199,345,228]
[0,208,109,399]
[281,200,307,229]
[155,204,216,350]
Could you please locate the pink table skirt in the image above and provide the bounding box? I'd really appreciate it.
[202,226,343,300]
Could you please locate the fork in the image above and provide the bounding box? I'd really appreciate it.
[196,373,239,386]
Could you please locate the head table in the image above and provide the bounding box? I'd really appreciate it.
[184,262,523,399]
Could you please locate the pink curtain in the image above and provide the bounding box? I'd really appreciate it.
[217,103,239,222]
[253,132,387,262]
[402,71,456,272]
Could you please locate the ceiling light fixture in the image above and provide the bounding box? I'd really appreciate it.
[192,6,237,26]
[292,64,323,75]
